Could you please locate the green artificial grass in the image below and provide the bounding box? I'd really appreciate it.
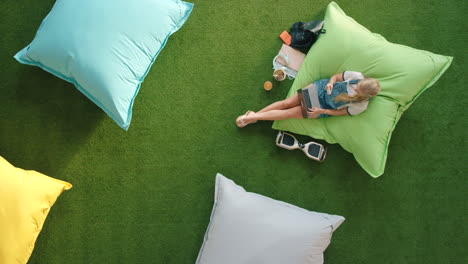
[0,0,466,263]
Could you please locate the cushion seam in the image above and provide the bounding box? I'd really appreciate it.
[195,174,221,263]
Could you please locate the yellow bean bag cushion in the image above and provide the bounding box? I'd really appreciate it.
[0,156,72,264]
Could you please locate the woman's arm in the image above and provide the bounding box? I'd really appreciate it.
[325,73,345,94]
[329,73,345,83]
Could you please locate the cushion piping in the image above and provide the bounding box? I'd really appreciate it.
[401,55,453,111]
[195,173,222,263]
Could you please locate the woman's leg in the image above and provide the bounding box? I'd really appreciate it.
[257,93,300,113]
[245,106,303,123]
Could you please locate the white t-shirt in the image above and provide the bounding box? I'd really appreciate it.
[339,71,368,116]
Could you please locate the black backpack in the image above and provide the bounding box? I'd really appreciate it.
[289,20,326,53]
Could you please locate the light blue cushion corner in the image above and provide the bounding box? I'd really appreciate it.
[14,0,194,130]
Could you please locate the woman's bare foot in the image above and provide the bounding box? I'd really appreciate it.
[236,111,257,127]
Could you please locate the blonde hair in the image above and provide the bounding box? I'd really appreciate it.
[335,78,381,102]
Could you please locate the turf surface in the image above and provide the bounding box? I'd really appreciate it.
[0,0,466,263]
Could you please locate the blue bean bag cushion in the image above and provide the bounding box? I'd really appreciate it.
[272,2,452,177]
[15,0,193,130]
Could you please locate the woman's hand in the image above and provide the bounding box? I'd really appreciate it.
[325,82,334,94]
[307,107,325,119]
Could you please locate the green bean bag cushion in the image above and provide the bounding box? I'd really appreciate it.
[272,2,452,177]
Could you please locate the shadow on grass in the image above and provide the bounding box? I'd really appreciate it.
[1,65,103,177]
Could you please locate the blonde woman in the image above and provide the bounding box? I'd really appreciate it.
[236,71,381,127]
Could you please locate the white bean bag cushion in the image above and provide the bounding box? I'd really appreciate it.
[196,173,345,264]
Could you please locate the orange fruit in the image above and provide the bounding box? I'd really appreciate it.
[264,81,273,91]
